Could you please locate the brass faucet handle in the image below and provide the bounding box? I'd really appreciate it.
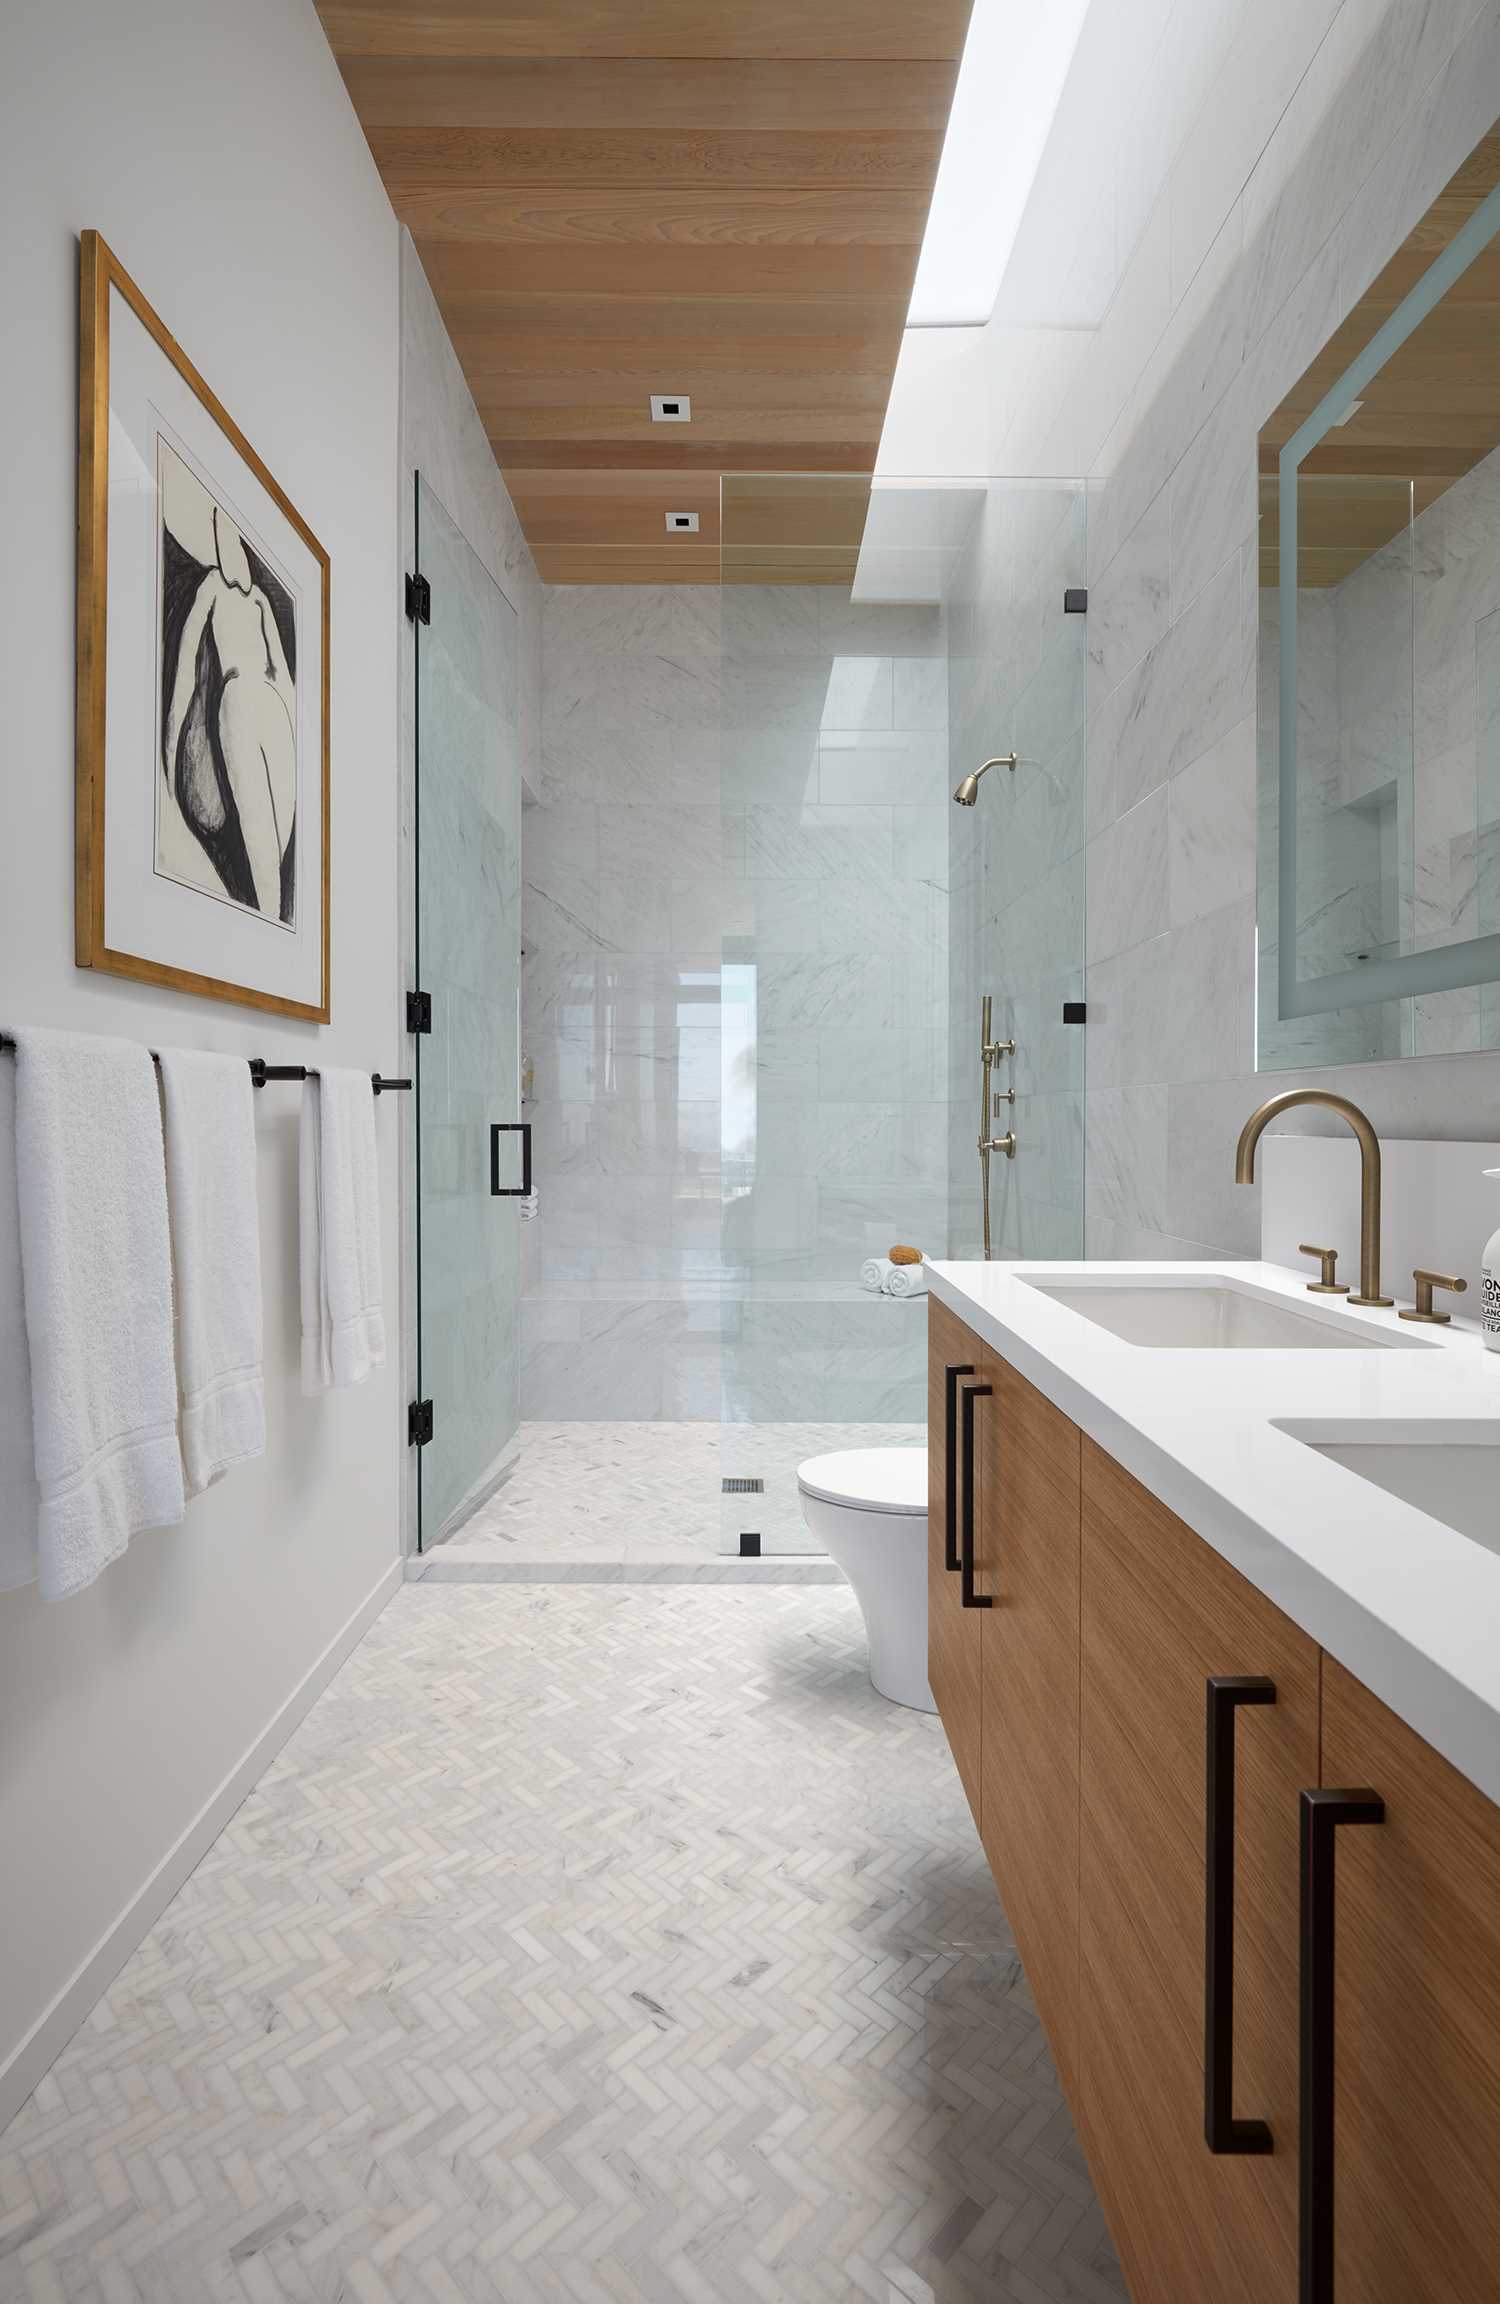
[1399,1269,1468,1325]
[1298,1243,1348,1296]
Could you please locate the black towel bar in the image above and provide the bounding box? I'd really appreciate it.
[0,1036,411,1096]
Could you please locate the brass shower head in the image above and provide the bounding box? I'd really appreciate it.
[953,753,1017,804]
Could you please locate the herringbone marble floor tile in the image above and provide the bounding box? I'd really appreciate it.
[441,1423,926,1568]
[0,1585,1128,2304]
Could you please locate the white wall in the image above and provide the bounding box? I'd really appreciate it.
[973,0,1500,1254]
[0,0,402,2120]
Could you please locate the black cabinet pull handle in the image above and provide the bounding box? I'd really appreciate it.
[1204,1676,1277,2155]
[1299,1786,1385,2304]
[490,1120,532,1197]
[959,1381,993,1611]
[943,1361,975,1571]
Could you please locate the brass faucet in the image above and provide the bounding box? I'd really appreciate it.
[1234,1089,1392,1307]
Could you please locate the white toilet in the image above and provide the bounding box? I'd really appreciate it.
[796,1448,934,1713]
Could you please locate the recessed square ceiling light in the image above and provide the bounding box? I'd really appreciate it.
[650,394,691,423]
[666,511,701,534]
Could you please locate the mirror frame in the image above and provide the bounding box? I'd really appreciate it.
[1275,173,1500,1022]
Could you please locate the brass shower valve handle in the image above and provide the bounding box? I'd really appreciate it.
[1298,1244,1348,1296]
[1399,1269,1468,1325]
[983,1038,1014,1061]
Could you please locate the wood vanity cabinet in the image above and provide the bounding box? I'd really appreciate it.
[1318,1658,1500,2303]
[927,1301,1500,2304]
[1079,1439,1317,2304]
[976,1354,1081,2098]
[927,1296,984,1825]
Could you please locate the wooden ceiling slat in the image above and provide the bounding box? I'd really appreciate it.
[393,187,928,247]
[341,58,956,132]
[488,438,879,472]
[366,127,946,193]
[417,241,919,302]
[316,0,969,578]
[317,1,972,63]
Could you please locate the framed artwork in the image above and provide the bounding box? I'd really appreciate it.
[75,231,330,1020]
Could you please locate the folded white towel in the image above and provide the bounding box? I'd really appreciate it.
[860,1256,895,1293]
[299,1068,385,1393]
[158,1049,265,1496]
[8,1027,184,1600]
[0,1062,41,1591]
[883,1260,929,1299]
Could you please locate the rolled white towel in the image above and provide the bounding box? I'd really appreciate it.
[860,1256,895,1293]
[883,1260,929,1299]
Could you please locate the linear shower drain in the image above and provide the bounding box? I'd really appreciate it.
[721,1476,765,1494]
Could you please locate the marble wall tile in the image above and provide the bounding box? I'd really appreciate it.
[893,655,950,732]
[817,730,951,807]
[1104,551,1248,819]
[1087,485,1172,714]
[1168,715,1256,926]
[1084,1084,1170,1235]
[597,803,722,881]
[757,954,893,1033]
[1086,786,1170,964]
[815,873,944,958]
[722,653,894,732]
[745,804,894,880]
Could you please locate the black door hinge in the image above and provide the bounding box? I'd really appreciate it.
[405,572,431,625]
[408,1399,434,1448]
[406,989,432,1034]
[1064,587,1088,614]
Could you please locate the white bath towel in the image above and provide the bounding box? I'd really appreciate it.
[299,1068,385,1392]
[883,1260,929,1299]
[0,1061,41,1591]
[7,1027,184,1600]
[860,1256,895,1293]
[158,1049,265,1496]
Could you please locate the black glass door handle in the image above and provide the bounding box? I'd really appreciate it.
[943,1361,975,1571]
[959,1381,993,1610]
[490,1120,532,1197]
[1204,1675,1277,2155]
[1299,1785,1385,2304]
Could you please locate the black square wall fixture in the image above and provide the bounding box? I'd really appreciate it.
[1064,587,1088,614]
[739,1534,762,1558]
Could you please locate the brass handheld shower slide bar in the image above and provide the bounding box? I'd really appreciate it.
[979,995,1015,1260]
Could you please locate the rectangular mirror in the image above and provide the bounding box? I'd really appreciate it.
[1258,126,1500,1068]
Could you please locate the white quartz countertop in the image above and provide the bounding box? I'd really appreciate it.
[928,1258,1500,1804]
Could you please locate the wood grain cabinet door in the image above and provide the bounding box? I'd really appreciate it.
[1078,1441,1318,2304]
[978,1351,1082,2097]
[927,1297,984,1829]
[1317,1658,1500,2304]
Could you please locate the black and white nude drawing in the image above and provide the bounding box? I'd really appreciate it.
[156,437,298,926]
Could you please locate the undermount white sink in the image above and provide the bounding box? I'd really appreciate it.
[1023,1274,1428,1351]
[1277,1426,1500,1560]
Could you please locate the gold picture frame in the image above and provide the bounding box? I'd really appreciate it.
[76,230,331,1021]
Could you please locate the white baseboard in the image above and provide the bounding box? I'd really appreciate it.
[0,1557,402,2132]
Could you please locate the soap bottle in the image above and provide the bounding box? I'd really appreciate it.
[1484,1169,1500,1350]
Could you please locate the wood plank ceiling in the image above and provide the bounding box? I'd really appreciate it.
[314,1,970,581]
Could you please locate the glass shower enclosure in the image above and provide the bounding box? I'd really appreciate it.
[715,472,1087,1554]
[411,475,525,1549]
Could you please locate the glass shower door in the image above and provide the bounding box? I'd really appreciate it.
[413,475,523,1547]
[714,472,1087,1555]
